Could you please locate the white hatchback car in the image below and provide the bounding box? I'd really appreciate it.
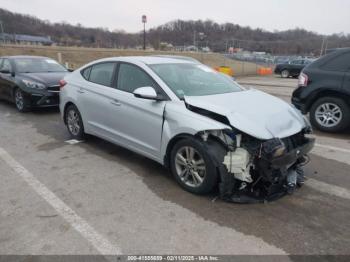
[60,56,315,203]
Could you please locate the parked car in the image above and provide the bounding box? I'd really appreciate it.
[0,56,69,112]
[60,56,314,203]
[292,48,350,132]
[274,59,314,78]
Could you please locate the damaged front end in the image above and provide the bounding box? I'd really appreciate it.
[200,129,315,203]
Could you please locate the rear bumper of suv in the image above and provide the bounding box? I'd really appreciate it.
[291,86,309,114]
[291,96,308,114]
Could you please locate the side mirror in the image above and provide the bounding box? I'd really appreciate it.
[133,86,161,100]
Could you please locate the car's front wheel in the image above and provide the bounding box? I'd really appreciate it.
[65,104,85,140]
[310,97,350,132]
[14,88,30,112]
[170,137,218,195]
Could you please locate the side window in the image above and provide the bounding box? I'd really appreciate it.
[1,59,12,71]
[291,60,302,65]
[89,63,116,87]
[0,59,3,69]
[117,63,155,93]
[81,66,91,80]
[321,53,350,72]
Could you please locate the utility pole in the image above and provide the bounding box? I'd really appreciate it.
[320,37,326,56]
[193,31,196,50]
[324,38,329,55]
[0,20,4,45]
[142,15,147,50]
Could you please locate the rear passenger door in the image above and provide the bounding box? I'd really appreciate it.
[290,60,303,75]
[77,62,119,137]
[340,53,350,90]
[321,52,350,90]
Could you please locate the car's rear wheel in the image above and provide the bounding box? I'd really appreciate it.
[310,97,350,132]
[170,137,218,195]
[14,88,30,112]
[281,69,290,78]
[65,104,85,140]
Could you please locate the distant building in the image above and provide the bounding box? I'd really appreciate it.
[228,47,243,54]
[159,42,174,51]
[0,33,53,46]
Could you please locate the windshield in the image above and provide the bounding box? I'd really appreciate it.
[150,63,242,98]
[14,58,67,73]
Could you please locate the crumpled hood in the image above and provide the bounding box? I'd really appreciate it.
[184,89,306,140]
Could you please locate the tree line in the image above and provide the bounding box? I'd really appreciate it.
[1,8,349,55]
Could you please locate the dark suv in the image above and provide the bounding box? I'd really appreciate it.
[292,48,350,132]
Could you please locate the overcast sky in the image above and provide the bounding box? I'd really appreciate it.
[0,0,349,35]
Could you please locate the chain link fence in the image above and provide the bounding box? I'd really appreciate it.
[0,44,272,77]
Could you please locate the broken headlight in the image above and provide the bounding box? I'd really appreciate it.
[262,138,286,158]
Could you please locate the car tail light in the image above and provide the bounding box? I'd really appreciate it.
[59,79,67,89]
[298,73,308,87]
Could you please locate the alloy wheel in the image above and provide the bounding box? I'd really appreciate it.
[315,102,343,128]
[15,89,24,110]
[67,109,81,136]
[174,146,206,188]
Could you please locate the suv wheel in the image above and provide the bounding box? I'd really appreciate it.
[310,97,350,132]
[65,104,85,140]
[281,70,290,78]
[170,137,218,195]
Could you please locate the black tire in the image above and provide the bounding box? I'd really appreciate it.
[64,104,85,140]
[170,137,218,195]
[310,97,350,132]
[281,69,290,78]
[14,88,31,112]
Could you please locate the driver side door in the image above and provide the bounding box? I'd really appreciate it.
[109,62,167,161]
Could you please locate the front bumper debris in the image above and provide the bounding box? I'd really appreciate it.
[269,138,314,168]
[206,134,315,204]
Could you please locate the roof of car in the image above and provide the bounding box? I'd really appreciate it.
[149,55,200,63]
[0,55,51,60]
[100,56,196,65]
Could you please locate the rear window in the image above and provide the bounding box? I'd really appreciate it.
[88,62,116,87]
[321,52,350,72]
[81,67,91,80]
[291,60,303,65]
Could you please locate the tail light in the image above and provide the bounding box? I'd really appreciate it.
[59,79,67,89]
[298,73,309,87]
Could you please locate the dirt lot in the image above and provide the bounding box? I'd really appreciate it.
[0,44,259,76]
[0,75,349,258]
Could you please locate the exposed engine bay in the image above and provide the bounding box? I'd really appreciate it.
[198,128,315,203]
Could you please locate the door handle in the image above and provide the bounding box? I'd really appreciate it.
[77,89,85,94]
[110,99,121,106]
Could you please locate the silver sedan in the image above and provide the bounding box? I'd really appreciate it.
[59,56,315,203]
